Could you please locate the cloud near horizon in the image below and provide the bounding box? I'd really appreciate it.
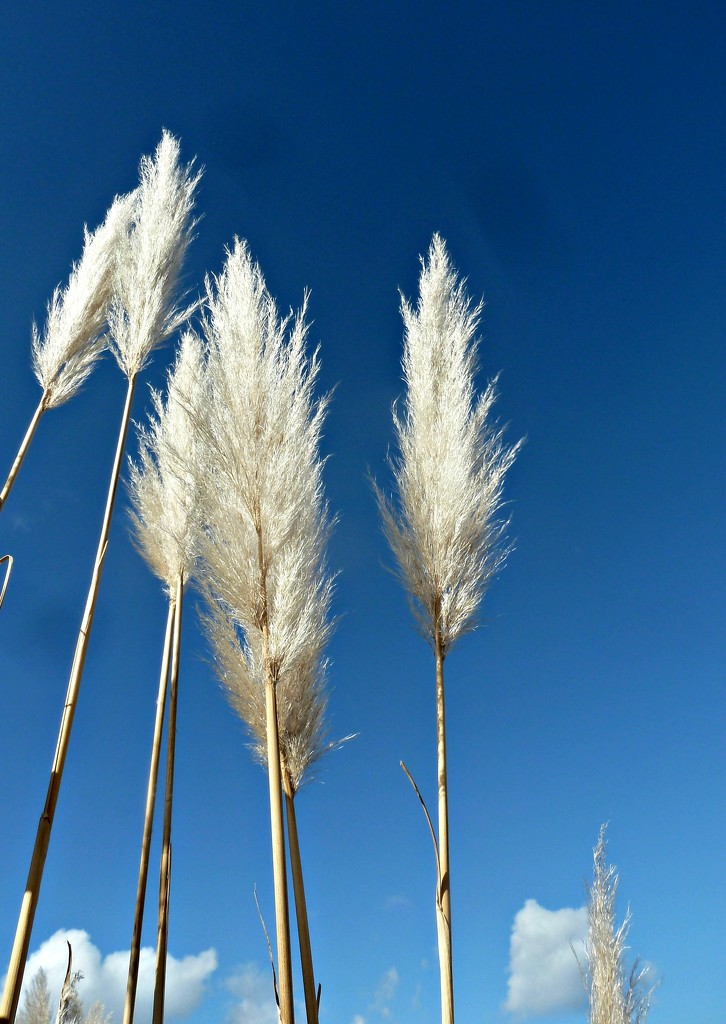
[224,962,279,1024]
[504,899,587,1017]
[9,928,217,1022]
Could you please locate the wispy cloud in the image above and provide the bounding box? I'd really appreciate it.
[7,928,216,1021]
[373,966,399,1018]
[504,899,587,1017]
[224,962,279,1024]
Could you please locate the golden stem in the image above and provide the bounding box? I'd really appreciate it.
[0,393,46,512]
[0,374,137,1024]
[435,620,454,1024]
[123,595,176,1024]
[152,575,184,1024]
[257,522,295,1024]
[283,766,319,1024]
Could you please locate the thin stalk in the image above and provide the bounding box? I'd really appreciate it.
[152,574,183,1024]
[123,596,176,1024]
[258,524,295,1024]
[152,841,172,1024]
[0,554,13,612]
[0,393,47,512]
[434,620,454,1024]
[283,765,318,1024]
[0,373,137,1024]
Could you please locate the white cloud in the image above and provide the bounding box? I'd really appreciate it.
[224,962,279,1024]
[504,899,587,1017]
[14,928,217,1022]
[351,1016,366,1024]
[373,966,398,1017]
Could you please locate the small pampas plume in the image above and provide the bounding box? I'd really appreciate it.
[586,826,654,1024]
[128,329,204,593]
[109,130,201,379]
[32,193,135,409]
[194,238,334,1024]
[375,234,521,1024]
[122,330,204,1024]
[0,193,134,511]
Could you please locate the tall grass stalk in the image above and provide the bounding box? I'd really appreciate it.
[124,332,204,1024]
[121,596,175,1024]
[0,376,136,1024]
[376,235,521,1024]
[0,194,134,512]
[194,239,334,1024]
[282,763,319,1022]
[152,574,183,1024]
[0,133,197,1024]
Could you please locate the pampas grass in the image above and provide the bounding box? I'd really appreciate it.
[0,193,134,512]
[190,238,334,1024]
[376,234,521,1024]
[123,331,204,1024]
[0,133,198,1024]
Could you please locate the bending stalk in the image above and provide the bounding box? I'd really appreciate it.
[258,526,295,1024]
[123,596,176,1024]
[0,394,47,512]
[0,374,137,1024]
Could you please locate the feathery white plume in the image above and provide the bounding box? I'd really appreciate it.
[127,330,205,594]
[196,239,332,679]
[377,233,522,652]
[109,131,200,379]
[32,192,135,409]
[586,827,653,1024]
[189,238,335,785]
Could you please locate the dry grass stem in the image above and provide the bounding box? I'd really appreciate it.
[254,886,280,1013]
[0,375,136,1024]
[283,764,319,1024]
[122,597,176,1024]
[152,576,184,1024]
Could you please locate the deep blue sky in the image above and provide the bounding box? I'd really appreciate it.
[1,4,724,1024]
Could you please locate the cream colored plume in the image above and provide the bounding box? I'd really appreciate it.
[377,233,522,652]
[109,131,200,379]
[32,192,135,409]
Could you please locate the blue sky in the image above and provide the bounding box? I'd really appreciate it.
[0,3,724,1023]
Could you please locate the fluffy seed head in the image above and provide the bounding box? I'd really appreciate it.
[377,233,522,652]
[32,192,135,409]
[127,330,205,594]
[585,826,653,1024]
[109,130,201,379]
[194,238,336,786]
